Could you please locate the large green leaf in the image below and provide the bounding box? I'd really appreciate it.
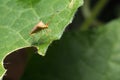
[0,0,83,76]
[22,18,120,80]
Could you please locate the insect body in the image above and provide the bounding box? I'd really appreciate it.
[30,13,57,34]
[30,21,48,34]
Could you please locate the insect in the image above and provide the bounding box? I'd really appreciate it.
[30,13,57,34]
[30,21,48,34]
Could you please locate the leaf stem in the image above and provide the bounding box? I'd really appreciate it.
[80,0,109,31]
[81,0,91,19]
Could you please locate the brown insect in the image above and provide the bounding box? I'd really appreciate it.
[30,13,57,34]
[30,21,48,34]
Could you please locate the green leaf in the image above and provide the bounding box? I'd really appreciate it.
[0,0,83,77]
[22,18,120,80]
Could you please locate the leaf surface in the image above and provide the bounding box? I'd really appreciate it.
[0,0,83,77]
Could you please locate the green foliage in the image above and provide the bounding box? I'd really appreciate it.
[0,0,120,79]
[22,18,120,80]
[0,0,83,77]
